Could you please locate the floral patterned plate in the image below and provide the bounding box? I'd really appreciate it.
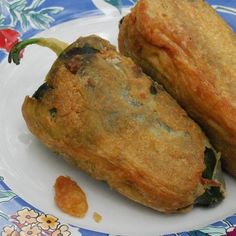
[0,1,236,236]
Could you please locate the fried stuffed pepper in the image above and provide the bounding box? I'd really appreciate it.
[119,0,236,177]
[9,35,225,213]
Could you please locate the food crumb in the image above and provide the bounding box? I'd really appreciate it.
[93,212,102,223]
[54,176,88,218]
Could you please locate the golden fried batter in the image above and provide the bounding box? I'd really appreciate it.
[118,0,236,177]
[19,35,224,213]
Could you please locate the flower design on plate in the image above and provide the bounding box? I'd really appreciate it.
[0,28,21,53]
[227,227,236,236]
[212,5,236,16]
[16,208,38,225]
[92,0,136,15]
[37,214,59,231]
[51,225,71,236]
[0,190,16,204]
[188,217,236,236]
[0,188,16,221]
[104,0,136,10]
[1,225,17,236]
[0,0,64,32]
[19,224,41,236]
[0,0,64,59]
[0,207,71,236]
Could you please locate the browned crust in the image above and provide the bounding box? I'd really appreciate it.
[118,0,236,176]
[22,35,206,212]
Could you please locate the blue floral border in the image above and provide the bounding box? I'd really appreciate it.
[0,0,236,235]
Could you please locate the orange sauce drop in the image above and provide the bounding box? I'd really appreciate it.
[54,176,88,218]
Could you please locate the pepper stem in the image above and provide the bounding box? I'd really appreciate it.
[8,37,69,65]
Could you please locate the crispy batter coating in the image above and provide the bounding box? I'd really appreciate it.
[22,35,213,212]
[118,0,236,177]
[54,176,88,217]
